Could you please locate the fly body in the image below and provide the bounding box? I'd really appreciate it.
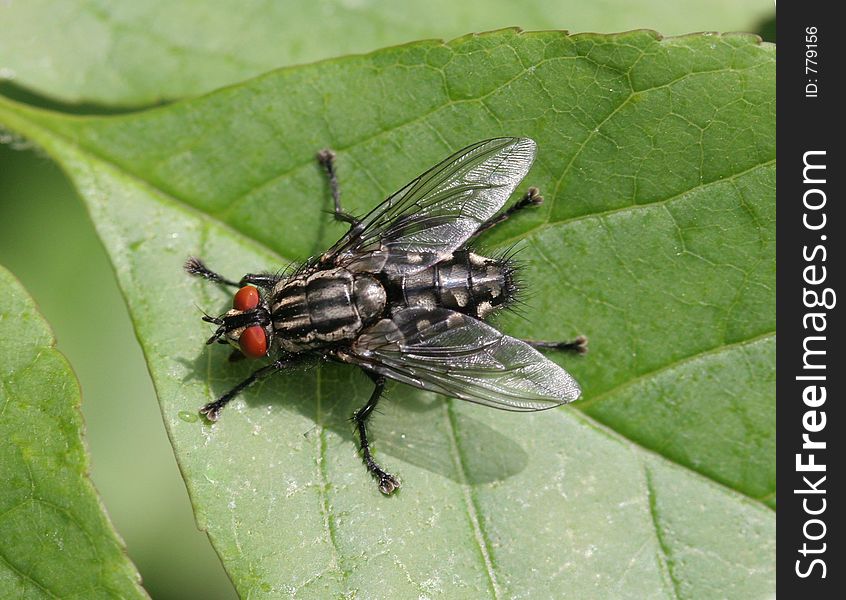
[186,138,586,495]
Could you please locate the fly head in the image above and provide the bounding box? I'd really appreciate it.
[203,284,273,358]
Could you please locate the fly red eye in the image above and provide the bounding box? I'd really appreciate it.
[233,286,260,311]
[239,326,268,358]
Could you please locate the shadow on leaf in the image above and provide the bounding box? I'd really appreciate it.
[179,347,529,487]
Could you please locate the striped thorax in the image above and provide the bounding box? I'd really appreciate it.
[271,267,387,351]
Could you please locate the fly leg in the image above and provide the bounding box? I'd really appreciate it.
[200,358,293,421]
[184,257,241,288]
[353,372,400,495]
[184,257,279,290]
[317,148,360,226]
[523,335,589,355]
[470,186,544,240]
[238,273,281,290]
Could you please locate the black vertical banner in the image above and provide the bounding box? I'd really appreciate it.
[777,3,842,597]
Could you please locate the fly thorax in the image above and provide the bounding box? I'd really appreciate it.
[270,277,310,339]
[271,268,384,350]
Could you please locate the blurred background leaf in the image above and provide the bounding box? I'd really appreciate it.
[0,142,237,599]
[1,26,774,598]
[1,0,774,106]
[0,265,146,598]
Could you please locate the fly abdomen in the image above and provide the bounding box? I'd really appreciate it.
[441,250,517,319]
[393,250,517,320]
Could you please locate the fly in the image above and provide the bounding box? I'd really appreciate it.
[185,138,586,495]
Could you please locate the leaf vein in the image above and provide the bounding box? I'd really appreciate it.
[314,365,346,591]
[445,401,501,599]
[644,463,682,600]
[577,330,774,412]
[494,158,775,249]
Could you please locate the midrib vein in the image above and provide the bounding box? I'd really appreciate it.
[315,366,346,592]
[445,400,501,599]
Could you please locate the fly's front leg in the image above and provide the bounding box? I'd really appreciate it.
[184,257,241,288]
[200,358,293,421]
[470,186,544,240]
[524,335,589,355]
[185,257,278,290]
[316,148,360,226]
[353,371,400,495]
[238,273,281,290]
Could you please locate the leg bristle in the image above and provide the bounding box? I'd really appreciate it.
[316,148,336,166]
[523,335,589,355]
[184,257,240,287]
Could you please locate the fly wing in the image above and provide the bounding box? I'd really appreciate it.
[322,138,536,274]
[342,307,581,411]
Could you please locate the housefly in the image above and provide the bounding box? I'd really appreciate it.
[186,138,585,495]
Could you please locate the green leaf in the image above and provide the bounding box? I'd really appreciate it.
[0,30,775,598]
[0,265,146,599]
[0,0,775,105]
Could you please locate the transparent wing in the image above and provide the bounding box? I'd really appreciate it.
[343,307,581,411]
[322,137,536,274]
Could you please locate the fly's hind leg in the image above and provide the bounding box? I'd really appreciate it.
[352,371,400,495]
[317,148,360,226]
[470,186,545,240]
[524,335,589,355]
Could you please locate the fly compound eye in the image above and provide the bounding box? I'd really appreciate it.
[233,285,260,311]
[239,325,268,358]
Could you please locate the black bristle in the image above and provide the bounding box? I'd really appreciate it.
[184,256,240,287]
[491,243,527,309]
[184,256,206,275]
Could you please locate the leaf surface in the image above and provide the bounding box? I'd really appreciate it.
[0,0,774,105]
[0,265,146,599]
[0,30,775,598]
